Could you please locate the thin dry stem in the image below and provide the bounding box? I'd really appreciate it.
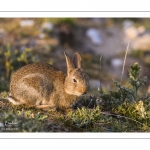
[120,40,130,85]
[98,55,102,91]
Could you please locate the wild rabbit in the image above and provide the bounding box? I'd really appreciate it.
[7,52,89,111]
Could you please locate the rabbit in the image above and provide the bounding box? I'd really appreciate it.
[7,52,89,111]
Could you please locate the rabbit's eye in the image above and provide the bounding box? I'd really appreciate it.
[73,79,77,83]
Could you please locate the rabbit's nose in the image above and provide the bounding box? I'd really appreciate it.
[82,87,87,94]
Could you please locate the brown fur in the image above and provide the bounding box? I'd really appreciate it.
[7,52,89,111]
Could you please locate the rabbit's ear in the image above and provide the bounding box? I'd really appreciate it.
[64,52,75,75]
[73,52,82,68]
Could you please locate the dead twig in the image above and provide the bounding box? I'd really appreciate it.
[100,111,148,127]
[120,40,130,85]
[98,55,102,91]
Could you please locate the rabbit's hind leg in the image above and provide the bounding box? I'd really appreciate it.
[36,105,56,111]
[7,96,23,105]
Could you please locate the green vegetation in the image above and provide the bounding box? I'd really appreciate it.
[98,63,150,131]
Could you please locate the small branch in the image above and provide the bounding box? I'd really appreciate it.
[120,40,130,85]
[100,111,147,127]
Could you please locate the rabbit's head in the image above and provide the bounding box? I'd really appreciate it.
[64,52,89,96]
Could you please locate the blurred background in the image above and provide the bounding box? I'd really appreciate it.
[0,18,150,93]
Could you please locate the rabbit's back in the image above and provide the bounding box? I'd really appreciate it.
[12,62,62,80]
[10,62,66,106]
